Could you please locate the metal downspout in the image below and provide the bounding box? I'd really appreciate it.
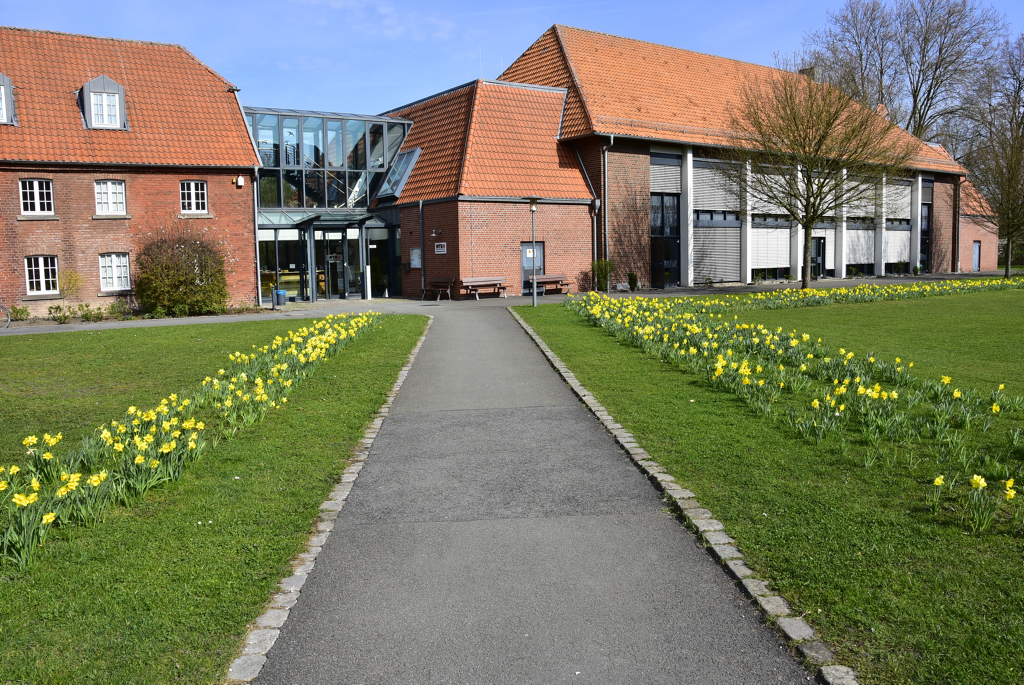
[603,135,614,294]
[954,178,962,273]
[419,200,426,291]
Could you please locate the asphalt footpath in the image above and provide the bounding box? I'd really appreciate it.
[253,301,809,684]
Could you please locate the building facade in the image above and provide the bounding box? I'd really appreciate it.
[0,27,259,315]
[243,107,411,303]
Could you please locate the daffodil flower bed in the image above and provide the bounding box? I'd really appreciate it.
[692,275,1024,313]
[566,291,1024,534]
[0,313,378,570]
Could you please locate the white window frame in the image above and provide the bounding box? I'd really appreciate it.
[180,180,208,214]
[20,179,54,215]
[0,84,6,123]
[25,256,59,294]
[99,252,131,291]
[91,92,120,128]
[94,180,127,215]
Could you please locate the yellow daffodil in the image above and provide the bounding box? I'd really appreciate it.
[992,403,1001,414]
[971,474,987,489]
[934,476,944,486]
[42,512,56,525]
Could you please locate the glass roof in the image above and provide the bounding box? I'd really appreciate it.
[243,106,411,125]
[257,208,376,226]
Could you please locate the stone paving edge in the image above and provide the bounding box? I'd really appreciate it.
[507,306,859,685]
[224,315,435,684]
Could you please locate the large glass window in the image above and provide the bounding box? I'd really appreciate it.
[26,256,58,294]
[348,172,367,207]
[327,120,345,167]
[302,117,324,168]
[368,123,385,168]
[283,170,302,208]
[326,171,347,208]
[257,114,279,166]
[259,170,280,208]
[386,123,405,165]
[282,117,300,166]
[99,252,130,290]
[304,170,325,208]
[650,194,679,236]
[20,179,53,214]
[345,120,366,170]
[94,180,126,215]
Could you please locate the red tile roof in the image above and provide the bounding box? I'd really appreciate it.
[501,25,964,175]
[383,80,592,204]
[0,27,258,167]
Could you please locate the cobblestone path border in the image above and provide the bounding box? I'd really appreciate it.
[508,307,860,685]
[225,315,435,684]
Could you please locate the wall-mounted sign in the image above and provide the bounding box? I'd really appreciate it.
[434,242,447,254]
[410,248,422,269]
[525,249,534,258]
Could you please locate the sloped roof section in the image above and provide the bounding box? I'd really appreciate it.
[382,80,592,204]
[502,25,963,175]
[382,83,476,202]
[0,27,258,167]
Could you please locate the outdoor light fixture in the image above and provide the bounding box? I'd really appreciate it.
[524,196,541,307]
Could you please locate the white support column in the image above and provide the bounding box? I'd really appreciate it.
[836,168,847,279]
[910,172,922,271]
[741,160,752,283]
[875,174,886,276]
[681,146,695,286]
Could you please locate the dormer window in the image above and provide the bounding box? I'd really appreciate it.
[0,73,14,125]
[80,75,127,130]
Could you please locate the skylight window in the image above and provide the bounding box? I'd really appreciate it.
[376,148,420,200]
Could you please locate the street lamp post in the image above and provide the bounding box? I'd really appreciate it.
[524,196,541,307]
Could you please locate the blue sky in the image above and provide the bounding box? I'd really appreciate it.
[3,0,1021,116]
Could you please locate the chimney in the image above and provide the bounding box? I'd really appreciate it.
[875,103,889,118]
[799,65,818,82]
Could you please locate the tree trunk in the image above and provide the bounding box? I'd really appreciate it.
[1006,237,1013,279]
[802,222,813,288]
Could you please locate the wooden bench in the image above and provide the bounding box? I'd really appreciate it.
[527,274,572,295]
[460,277,507,300]
[421,278,455,301]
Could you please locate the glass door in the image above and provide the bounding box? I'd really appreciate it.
[521,242,544,294]
[344,228,363,298]
[811,237,826,279]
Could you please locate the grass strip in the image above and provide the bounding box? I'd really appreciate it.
[517,300,1023,685]
[0,314,427,684]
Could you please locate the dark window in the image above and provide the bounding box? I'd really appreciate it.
[368,123,385,168]
[348,172,367,208]
[327,171,347,208]
[259,170,281,208]
[651,152,682,166]
[283,170,302,207]
[345,120,366,170]
[651,193,679,236]
[304,170,325,208]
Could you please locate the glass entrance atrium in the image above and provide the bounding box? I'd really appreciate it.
[244,107,412,303]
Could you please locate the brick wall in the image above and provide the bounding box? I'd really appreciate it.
[458,201,592,295]
[0,165,256,315]
[606,141,651,287]
[397,199,593,297]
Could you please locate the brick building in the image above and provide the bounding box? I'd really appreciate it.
[376,26,994,293]
[378,79,596,297]
[0,27,259,315]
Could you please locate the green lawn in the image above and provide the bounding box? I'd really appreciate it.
[517,293,1024,685]
[0,315,426,684]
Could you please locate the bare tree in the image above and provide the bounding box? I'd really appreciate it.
[805,0,1006,141]
[897,0,1006,140]
[721,65,919,288]
[805,0,906,122]
[961,34,1024,277]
